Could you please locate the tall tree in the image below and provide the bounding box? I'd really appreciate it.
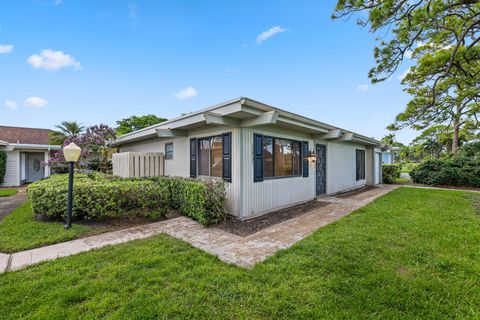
[116,114,167,136]
[48,121,85,145]
[333,0,480,153]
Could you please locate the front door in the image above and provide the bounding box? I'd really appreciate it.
[316,144,326,196]
[26,153,45,182]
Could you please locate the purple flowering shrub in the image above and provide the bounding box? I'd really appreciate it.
[45,124,116,173]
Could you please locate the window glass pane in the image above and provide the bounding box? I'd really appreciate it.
[198,138,210,176]
[165,143,173,160]
[292,141,301,175]
[262,137,274,177]
[211,136,223,177]
[275,139,293,176]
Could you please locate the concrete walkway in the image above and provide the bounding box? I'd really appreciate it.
[0,187,27,221]
[0,185,398,273]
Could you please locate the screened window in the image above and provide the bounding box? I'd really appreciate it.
[165,143,173,160]
[262,137,301,178]
[198,136,223,177]
[356,149,365,181]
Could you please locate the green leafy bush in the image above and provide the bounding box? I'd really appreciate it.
[410,157,480,187]
[28,173,169,220]
[152,177,227,226]
[382,164,401,184]
[0,151,6,184]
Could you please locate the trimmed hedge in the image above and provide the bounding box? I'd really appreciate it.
[382,164,401,184]
[410,157,480,187]
[28,173,169,220]
[153,177,227,226]
[0,151,6,184]
[28,173,227,226]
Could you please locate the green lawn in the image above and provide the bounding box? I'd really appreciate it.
[0,188,18,197]
[0,202,92,253]
[1,188,479,319]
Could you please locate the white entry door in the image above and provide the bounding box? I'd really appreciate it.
[374,152,381,184]
[26,153,45,182]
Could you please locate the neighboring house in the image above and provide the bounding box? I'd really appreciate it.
[114,97,384,220]
[382,146,400,164]
[0,125,61,187]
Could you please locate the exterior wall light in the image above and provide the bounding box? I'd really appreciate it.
[62,142,81,229]
[308,149,316,162]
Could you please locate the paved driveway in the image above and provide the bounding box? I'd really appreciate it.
[0,187,27,221]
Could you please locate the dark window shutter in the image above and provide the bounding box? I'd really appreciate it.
[190,138,197,178]
[253,134,264,182]
[222,133,232,182]
[302,141,309,178]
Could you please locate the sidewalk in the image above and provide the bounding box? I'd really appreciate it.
[0,185,398,274]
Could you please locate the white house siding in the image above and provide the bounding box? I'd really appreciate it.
[119,127,241,217]
[322,141,367,194]
[1,150,20,187]
[240,127,316,219]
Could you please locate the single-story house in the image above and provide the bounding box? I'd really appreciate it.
[382,146,400,164]
[0,125,61,187]
[114,97,384,220]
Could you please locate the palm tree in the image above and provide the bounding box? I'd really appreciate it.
[49,121,85,145]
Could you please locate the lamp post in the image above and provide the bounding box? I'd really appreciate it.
[63,142,81,229]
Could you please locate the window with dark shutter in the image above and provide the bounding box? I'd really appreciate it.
[302,141,309,177]
[253,134,264,182]
[190,138,197,178]
[222,132,232,182]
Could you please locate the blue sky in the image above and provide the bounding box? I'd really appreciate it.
[0,0,416,143]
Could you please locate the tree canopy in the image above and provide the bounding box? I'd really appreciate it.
[116,114,167,136]
[48,121,85,145]
[333,0,480,153]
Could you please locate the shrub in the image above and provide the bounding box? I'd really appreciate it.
[28,173,169,220]
[410,157,480,187]
[0,151,6,184]
[151,176,227,226]
[382,164,401,184]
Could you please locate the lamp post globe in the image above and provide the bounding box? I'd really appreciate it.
[62,142,81,229]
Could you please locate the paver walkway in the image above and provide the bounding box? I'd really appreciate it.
[0,187,26,221]
[0,185,398,274]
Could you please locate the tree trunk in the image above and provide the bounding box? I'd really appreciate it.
[452,120,460,154]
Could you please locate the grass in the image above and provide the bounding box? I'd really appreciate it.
[0,188,18,197]
[0,202,92,253]
[1,188,480,319]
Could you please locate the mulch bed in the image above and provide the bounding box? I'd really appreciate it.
[36,209,182,235]
[216,200,329,237]
[335,186,376,198]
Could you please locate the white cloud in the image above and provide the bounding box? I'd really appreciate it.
[404,50,413,59]
[226,68,240,73]
[357,84,369,92]
[27,49,81,71]
[4,100,17,110]
[174,87,198,100]
[24,97,48,108]
[0,44,13,54]
[256,26,286,44]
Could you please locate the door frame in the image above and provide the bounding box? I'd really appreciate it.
[315,143,327,196]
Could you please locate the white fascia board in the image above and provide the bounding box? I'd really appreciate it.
[10,143,62,151]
